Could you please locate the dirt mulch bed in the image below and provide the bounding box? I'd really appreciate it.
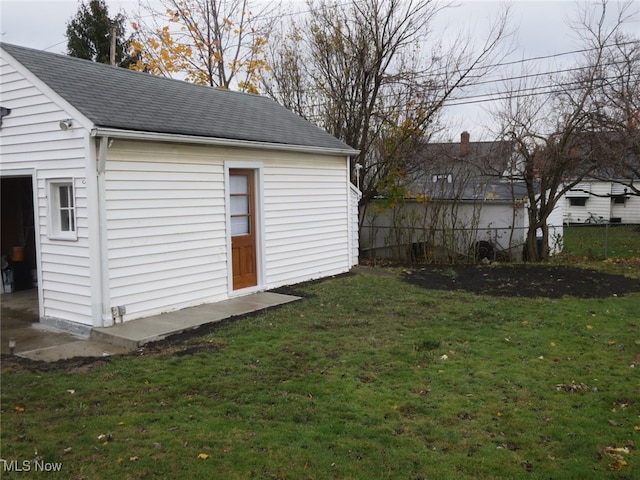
[402,265,640,298]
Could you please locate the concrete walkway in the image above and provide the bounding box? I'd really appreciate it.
[1,290,300,362]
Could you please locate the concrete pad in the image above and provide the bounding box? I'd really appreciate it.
[92,292,301,350]
[1,290,301,361]
[19,339,130,362]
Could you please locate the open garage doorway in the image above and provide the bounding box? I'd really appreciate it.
[1,175,41,354]
[2,176,38,292]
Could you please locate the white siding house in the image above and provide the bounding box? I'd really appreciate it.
[0,43,359,334]
[564,180,640,224]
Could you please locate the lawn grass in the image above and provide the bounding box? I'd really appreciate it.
[562,225,640,260]
[2,270,639,479]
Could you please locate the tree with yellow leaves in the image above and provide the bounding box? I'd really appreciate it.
[130,0,272,93]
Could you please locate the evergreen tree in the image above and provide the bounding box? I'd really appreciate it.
[66,0,133,67]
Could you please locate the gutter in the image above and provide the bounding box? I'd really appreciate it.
[91,127,360,157]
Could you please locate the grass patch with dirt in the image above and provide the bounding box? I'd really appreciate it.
[1,267,639,479]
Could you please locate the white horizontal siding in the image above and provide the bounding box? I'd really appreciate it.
[566,183,640,224]
[36,175,92,325]
[1,58,93,326]
[588,183,613,220]
[350,185,361,266]
[611,182,640,223]
[104,145,230,319]
[263,158,351,286]
[104,141,351,319]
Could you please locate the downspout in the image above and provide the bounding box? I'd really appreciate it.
[85,133,103,327]
[97,136,112,326]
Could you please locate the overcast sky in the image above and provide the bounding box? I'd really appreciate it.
[1,0,638,139]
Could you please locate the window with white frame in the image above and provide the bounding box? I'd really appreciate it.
[48,179,77,240]
[432,173,453,183]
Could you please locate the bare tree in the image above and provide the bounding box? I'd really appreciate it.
[492,0,639,261]
[263,0,512,224]
[587,33,640,193]
[130,0,274,92]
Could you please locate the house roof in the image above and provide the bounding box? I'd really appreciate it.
[399,133,523,202]
[408,177,529,202]
[417,134,515,177]
[1,43,356,154]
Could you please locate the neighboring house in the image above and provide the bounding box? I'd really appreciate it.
[361,132,563,262]
[561,131,640,224]
[564,180,640,224]
[0,43,359,334]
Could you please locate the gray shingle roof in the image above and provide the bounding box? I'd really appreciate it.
[402,137,527,201]
[408,177,529,202]
[2,43,355,152]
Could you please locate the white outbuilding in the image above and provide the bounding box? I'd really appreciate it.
[0,43,359,334]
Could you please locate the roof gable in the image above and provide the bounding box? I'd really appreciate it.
[1,43,354,153]
[400,135,520,201]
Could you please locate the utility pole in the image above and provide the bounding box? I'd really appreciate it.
[110,25,116,66]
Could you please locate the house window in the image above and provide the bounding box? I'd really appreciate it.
[48,179,77,240]
[569,197,587,207]
[612,195,626,205]
[432,173,452,183]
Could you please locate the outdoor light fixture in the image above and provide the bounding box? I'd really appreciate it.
[59,119,73,130]
[8,337,16,355]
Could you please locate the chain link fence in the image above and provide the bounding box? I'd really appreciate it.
[561,224,640,260]
[360,223,640,264]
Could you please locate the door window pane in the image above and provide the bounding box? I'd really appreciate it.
[230,175,248,195]
[230,195,249,215]
[231,216,249,235]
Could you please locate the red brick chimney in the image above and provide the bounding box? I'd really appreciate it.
[460,131,470,156]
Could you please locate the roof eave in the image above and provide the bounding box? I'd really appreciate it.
[91,127,360,157]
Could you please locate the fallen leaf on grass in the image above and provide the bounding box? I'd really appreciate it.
[198,453,209,460]
[605,447,630,455]
[14,405,25,413]
[609,459,627,470]
[97,433,113,444]
[555,382,591,392]
[129,456,139,462]
[604,445,630,470]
